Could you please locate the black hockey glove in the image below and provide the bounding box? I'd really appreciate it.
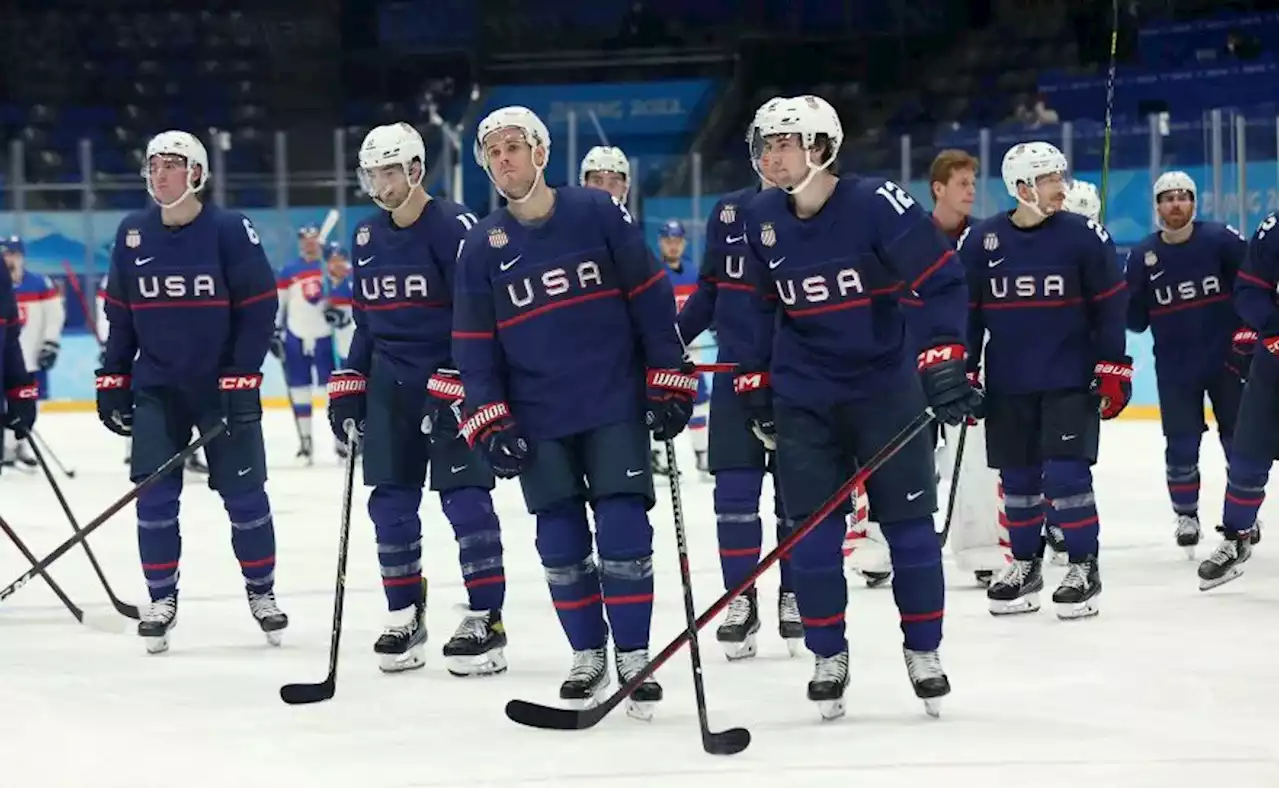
[1226,327,1257,382]
[732,368,776,450]
[4,375,38,437]
[215,371,264,437]
[327,369,367,443]
[323,303,352,330]
[421,369,464,441]
[645,365,700,441]
[94,369,132,437]
[36,340,59,371]
[460,401,530,479]
[917,343,983,427]
[269,326,285,361]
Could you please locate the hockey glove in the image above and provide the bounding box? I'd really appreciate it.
[216,371,263,437]
[1226,327,1257,381]
[4,376,38,437]
[36,340,59,371]
[422,368,465,441]
[733,369,776,450]
[460,401,530,479]
[917,343,983,427]
[326,370,368,443]
[645,366,699,441]
[94,370,132,437]
[323,304,352,330]
[1266,334,1280,357]
[269,327,285,361]
[1091,357,1134,420]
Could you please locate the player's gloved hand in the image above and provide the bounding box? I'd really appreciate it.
[36,340,59,371]
[326,370,368,443]
[1090,357,1134,420]
[4,375,38,437]
[964,372,984,426]
[323,304,352,329]
[215,371,263,437]
[94,369,132,437]
[460,401,529,479]
[917,343,983,427]
[421,368,464,441]
[1265,332,1280,357]
[733,368,776,450]
[645,365,700,441]
[269,327,285,361]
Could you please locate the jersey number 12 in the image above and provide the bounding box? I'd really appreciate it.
[876,181,916,215]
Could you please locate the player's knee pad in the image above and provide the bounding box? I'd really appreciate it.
[368,484,423,545]
[592,494,653,560]
[881,516,942,569]
[1042,458,1093,500]
[1164,433,1200,471]
[137,474,182,523]
[534,498,592,567]
[1227,455,1271,491]
[999,466,1041,497]
[440,486,497,531]
[714,469,764,514]
[220,487,271,527]
[786,514,846,572]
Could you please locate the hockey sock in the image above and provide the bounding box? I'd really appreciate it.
[1222,455,1270,536]
[440,487,505,611]
[594,495,656,651]
[1164,433,1201,517]
[369,485,424,611]
[290,385,313,437]
[774,474,794,590]
[713,469,765,590]
[1043,458,1100,559]
[786,511,848,658]
[882,516,945,652]
[137,475,183,602]
[223,488,277,594]
[999,466,1046,560]
[538,499,606,651]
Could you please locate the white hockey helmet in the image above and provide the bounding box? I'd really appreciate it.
[358,123,427,210]
[748,95,843,194]
[1153,170,1197,230]
[1064,179,1102,223]
[474,105,551,203]
[1001,141,1069,216]
[142,130,209,208]
[579,145,630,184]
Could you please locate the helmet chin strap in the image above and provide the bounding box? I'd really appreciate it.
[779,149,836,196]
[373,163,423,211]
[494,159,546,205]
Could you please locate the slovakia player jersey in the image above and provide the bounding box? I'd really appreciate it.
[276,257,331,342]
[12,269,65,372]
[0,262,25,390]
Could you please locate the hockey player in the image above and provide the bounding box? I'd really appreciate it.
[454,105,696,717]
[323,241,356,366]
[963,141,1129,621]
[1125,171,1249,556]
[1064,180,1102,223]
[675,125,801,660]
[656,219,710,476]
[0,236,62,469]
[579,145,631,203]
[0,252,37,477]
[96,130,287,653]
[723,95,981,719]
[326,122,508,676]
[1197,211,1276,589]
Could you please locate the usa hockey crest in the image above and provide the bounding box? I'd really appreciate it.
[1144,250,1158,267]
[125,229,141,249]
[982,232,999,252]
[760,222,776,247]
[488,227,509,249]
[356,226,370,247]
[720,204,737,225]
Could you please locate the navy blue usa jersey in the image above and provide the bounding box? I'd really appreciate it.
[0,261,25,391]
[961,210,1127,395]
[676,186,765,361]
[902,214,979,353]
[101,204,277,386]
[453,186,685,440]
[722,175,967,405]
[345,199,477,383]
[1236,212,1278,378]
[1125,221,1246,384]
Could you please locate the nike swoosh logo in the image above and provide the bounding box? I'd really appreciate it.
[238,467,252,476]
[1061,434,1077,441]
[906,490,924,501]
[768,257,786,269]
[451,465,468,473]
[500,255,522,271]
[357,256,375,266]
[1150,270,1165,280]
[626,469,643,477]
[726,234,746,244]
[135,257,154,266]
[987,258,1004,268]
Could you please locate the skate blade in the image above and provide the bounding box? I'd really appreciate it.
[1049,551,1068,567]
[783,637,803,657]
[922,697,943,718]
[815,698,846,721]
[625,698,659,721]
[378,646,426,673]
[1180,543,1198,560]
[264,630,284,647]
[1199,566,1243,591]
[143,634,171,654]
[988,594,1040,616]
[446,649,508,677]
[1055,598,1100,619]
[718,634,758,662]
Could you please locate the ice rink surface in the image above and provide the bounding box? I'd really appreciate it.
[0,412,1276,788]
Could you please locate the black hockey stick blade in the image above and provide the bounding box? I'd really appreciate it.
[280,675,336,705]
[704,727,752,755]
[506,410,936,732]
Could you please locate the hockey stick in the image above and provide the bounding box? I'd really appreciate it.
[279,427,358,705]
[29,428,76,479]
[506,409,935,732]
[25,436,141,619]
[0,424,224,605]
[662,438,751,755]
[61,260,103,346]
[0,514,130,633]
[1098,0,1119,224]
[937,422,968,548]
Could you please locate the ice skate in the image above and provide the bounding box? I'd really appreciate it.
[247,589,289,646]
[184,452,208,475]
[903,647,950,717]
[1250,518,1262,545]
[807,650,850,721]
[715,588,760,661]
[334,438,349,460]
[860,569,893,588]
[1052,556,1101,619]
[616,647,663,721]
[973,569,994,587]
[442,608,508,677]
[296,434,314,465]
[694,449,712,481]
[374,597,427,673]
[777,590,803,656]
[138,595,178,654]
[1044,524,1067,565]
[1198,526,1255,591]
[1174,514,1201,559]
[559,646,609,709]
[649,448,668,477]
[987,558,1043,615]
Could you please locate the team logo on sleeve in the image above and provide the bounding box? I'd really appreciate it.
[125,229,141,248]
[760,222,776,247]
[1144,250,1158,267]
[720,204,737,224]
[488,227,509,249]
[356,226,370,246]
[982,232,999,252]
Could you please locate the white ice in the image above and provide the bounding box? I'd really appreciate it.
[0,413,1276,788]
